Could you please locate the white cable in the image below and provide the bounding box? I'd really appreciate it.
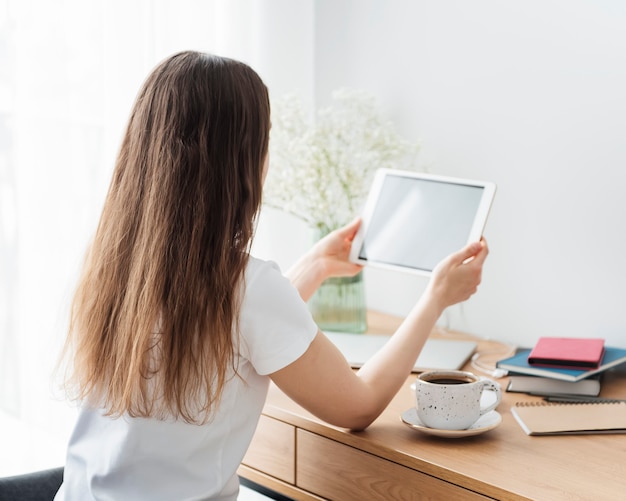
[470,346,516,379]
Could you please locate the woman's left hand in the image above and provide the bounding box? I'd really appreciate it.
[286,218,364,302]
[310,218,364,279]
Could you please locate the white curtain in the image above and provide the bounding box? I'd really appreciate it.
[0,0,223,452]
[0,0,316,474]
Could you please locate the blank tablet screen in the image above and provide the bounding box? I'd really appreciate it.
[356,174,487,273]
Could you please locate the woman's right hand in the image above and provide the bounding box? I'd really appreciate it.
[425,239,489,313]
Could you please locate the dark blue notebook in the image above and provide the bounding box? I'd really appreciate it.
[497,346,626,382]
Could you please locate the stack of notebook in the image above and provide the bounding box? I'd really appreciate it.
[499,337,626,436]
[497,337,626,398]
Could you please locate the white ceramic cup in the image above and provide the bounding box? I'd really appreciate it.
[414,370,501,430]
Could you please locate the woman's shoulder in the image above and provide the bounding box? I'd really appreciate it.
[239,256,317,373]
[243,256,300,306]
[245,255,282,283]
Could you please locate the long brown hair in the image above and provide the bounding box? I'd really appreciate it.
[60,52,270,423]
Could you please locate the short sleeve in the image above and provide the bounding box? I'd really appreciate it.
[238,258,318,375]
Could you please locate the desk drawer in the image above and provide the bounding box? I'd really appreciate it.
[242,415,295,484]
[297,430,489,500]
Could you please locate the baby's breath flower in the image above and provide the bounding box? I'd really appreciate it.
[264,89,420,234]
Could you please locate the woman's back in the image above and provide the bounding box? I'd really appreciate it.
[56,258,317,500]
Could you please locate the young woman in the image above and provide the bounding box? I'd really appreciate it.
[55,51,488,500]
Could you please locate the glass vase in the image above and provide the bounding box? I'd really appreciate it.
[309,271,367,334]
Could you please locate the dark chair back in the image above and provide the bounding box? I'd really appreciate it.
[0,467,63,501]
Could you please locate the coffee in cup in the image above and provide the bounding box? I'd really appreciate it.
[414,370,501,430]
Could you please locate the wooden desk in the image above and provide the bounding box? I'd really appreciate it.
[238,312,626,500]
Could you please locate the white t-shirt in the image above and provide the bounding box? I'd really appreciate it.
[54,257,318,501]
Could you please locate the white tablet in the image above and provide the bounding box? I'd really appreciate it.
[349,169,496,276]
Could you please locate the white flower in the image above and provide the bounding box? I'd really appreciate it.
[264,89,420,234]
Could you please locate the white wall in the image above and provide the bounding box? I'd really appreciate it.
[302,0,626,347]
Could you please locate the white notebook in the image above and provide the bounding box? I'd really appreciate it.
[325,331,477,372]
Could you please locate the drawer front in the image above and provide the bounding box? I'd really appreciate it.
[297,430,489,500]
[242,415,296,484]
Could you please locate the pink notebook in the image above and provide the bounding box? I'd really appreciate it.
[528,337,605,369]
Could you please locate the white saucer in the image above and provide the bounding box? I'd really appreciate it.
[400,408,502,438]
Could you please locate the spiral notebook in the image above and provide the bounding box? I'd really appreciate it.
[511,401,626,436]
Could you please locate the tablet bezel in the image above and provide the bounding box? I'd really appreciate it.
[349,168,496,276]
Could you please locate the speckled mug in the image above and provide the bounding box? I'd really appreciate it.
[414,370,501,430]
